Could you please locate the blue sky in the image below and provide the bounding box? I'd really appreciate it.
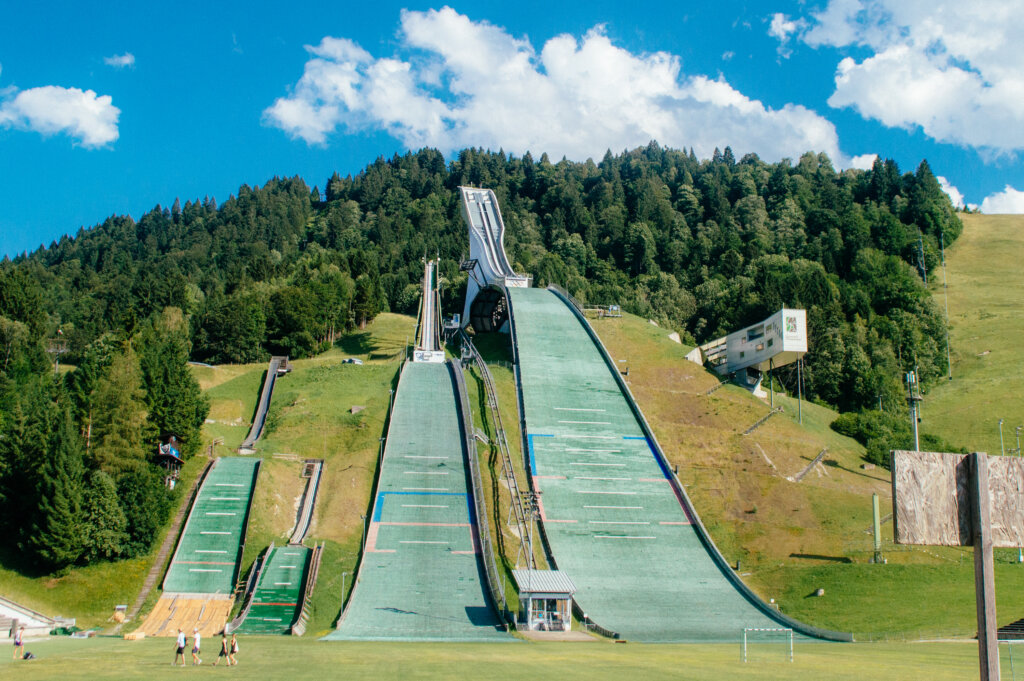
[2,0,1023,256]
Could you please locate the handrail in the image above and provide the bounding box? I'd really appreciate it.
[224,542,273,634]
[545,285,853,642]
[127,457,215,621]
[449,359,510,628]
[545,283,583,315]
[291,542,323,636]
[289,460,323,545]
[240,357,284,451]
[162,458,224,591]
[457,330,531,559]
[232,459,262,593]
[0,596,55,627]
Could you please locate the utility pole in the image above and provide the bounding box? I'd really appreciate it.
[797,358,803,425]
[940,232,952,380]
[917,229,928,286]
[906,371,921,450]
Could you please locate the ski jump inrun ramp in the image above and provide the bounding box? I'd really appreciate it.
[326,258,505,642]
[461,186,849,643]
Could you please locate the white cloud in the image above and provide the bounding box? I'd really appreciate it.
[768,13,807,57]
[849,153,877,170]
[782,0,1024,154]
[265,8,844,163]
[980,185,1024,214]
[0,85,120,147]
[937,176,966,209]
[104,53,135,69]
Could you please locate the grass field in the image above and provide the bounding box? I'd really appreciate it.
[926,214,1024,456]
[1,635,1018,681]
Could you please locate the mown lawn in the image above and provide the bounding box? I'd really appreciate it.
[0,635,1011,681]
[926,214,1024,455]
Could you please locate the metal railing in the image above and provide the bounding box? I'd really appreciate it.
[545,283,583,314]
[458,330,531,564]
[289,460,323,545]
[225,542,273,634]
[291,542,324,636]
[449,359,511,628]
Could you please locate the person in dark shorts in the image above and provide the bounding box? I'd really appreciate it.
[173,629,186,666]
[213,634,229,666]
[191,628,202,665]
[229,633,238,666]
[13,626,24,660]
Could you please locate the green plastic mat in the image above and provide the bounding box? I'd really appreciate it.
[509,287,794,642]
[163,457,260,595]
[235,545,311,634]
[325,362,506,641]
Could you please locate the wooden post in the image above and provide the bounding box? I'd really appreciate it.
[971,452,1000,681]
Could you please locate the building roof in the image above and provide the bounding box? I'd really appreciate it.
[512,569,577,595]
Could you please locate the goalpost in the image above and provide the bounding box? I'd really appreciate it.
[742,627,794,663]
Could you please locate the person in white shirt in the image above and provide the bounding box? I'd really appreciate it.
[173,629,186,666]
[191,628,202,665]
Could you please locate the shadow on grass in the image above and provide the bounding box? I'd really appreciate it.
[335,331,406,361]
[468,332,514,364]
[822,458,891,483]
[790,553,853,564]
[0,544,48,578]
[336,332,375,357]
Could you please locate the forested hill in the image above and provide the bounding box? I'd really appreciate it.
[0,143,961,572]
[11,145,958,407]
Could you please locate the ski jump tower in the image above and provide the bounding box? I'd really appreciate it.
[459,187,531,332]
[413,258,446,363]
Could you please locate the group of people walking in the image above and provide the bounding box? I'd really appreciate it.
[174,628,239,666]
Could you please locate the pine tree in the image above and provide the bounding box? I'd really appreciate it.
[81,470,128,561]
[138,308,209,457]
[28,408,85,571]
[90,349,150,478]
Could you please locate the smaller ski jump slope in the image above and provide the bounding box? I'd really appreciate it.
[162,457,260,596]
[234,545,311,635]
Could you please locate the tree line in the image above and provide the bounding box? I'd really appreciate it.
[0,142,962,571]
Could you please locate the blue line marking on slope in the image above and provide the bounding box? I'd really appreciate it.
[527,434,554,476]
[624,435,672,480]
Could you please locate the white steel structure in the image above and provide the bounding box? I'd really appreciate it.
[459,187,530,332]
[700,308,807,376]
[413,258,445,363]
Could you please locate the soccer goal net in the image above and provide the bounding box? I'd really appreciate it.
[742,627,794,663]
